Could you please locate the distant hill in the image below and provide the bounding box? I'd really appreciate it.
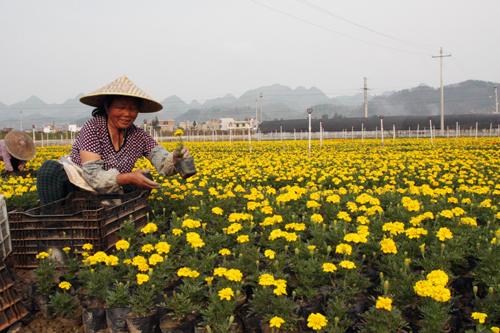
[0,80,497,128]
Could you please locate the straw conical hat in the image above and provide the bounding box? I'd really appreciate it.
[4,130,36,161]
[79,75,163,113]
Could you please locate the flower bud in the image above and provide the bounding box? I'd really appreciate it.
[327,246,332,254]
[384,281,389,294]
[335,317,340,324]
[285,245,289,252]
[229,316,234,326]
[236,290,241,297]
[379,272,384,282]
[405,258,411,268]
[489,287,494,295]
[292,290,296,298]
[239,253,243,258]
[295,248,299,255]
[473,286,478,296]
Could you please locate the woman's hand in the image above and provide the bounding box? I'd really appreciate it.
[18,165,24,171]
[173,146,191,165]
[117,169,160,189]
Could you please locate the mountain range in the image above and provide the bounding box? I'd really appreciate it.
[0,80,496,129]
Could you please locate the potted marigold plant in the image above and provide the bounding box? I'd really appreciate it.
[49,281,82,327]
[173,129,197,179]
[33,251,56,318]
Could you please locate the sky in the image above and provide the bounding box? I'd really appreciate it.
[1,0,499,106]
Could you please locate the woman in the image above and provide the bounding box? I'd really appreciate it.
[36,75,190,205]
[0,130,36,172]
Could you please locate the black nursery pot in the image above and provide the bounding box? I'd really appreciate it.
[106,307,132,333]
[126,310,158,333]
[82,306,107,333]
[174,157,197,179]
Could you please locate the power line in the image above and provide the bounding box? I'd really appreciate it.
[296,0,439,51]
[248,0,431,56]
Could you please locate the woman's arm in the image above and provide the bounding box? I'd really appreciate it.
[80,150,159,190]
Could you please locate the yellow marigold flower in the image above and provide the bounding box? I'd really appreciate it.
[447,197,458,204]
[59,281,71,290]
[339,260,356,269]
[258,274,275,286]
[414,280,434,297]
[178,267,194,277]
[214,267,228,276]
[36,252,49,259]
[356,216,370,224]
[405,227,428,239]
[107,255,119,266]
[141,244,154,252]
[344,233,362,243]
[224,269,243,282]
[212,207,223,215]
[155,241,171,254]
[379,238,398,254]
[459,217,477,226]
[284,232,298,242]
[307,200,321,209]
[337,211,352,222]
[82,252,89,258]
[138,263,150,272]
[218,288,234,301]
[132,255,147,266]
[116,240,130,251]
[123,259,132,265]
[227,223,243,234]
[490,327,499,333]
[431,285,451,302]
[310,214,323,223]
[269,317,285,328]
[141,222,158,234]
[94,251,108,262]
[436,227,453,241]
[188,269,200,278]
[375,296,392,311]
[427,270,449,287]
[336,243,352,255]
[137,273,149,285]
[148,254,164,266]
[307,313,328,330]
[182,219,201,229]
[174,129,184,137]
[440,210,454,219]
[273,285,287,296]
[172,229,183,236]
[382,222,405,235]
[261,206,273,214]
[219,248,231,256]
[264,249,275,259]
[82,244,93,251]
[451,207,465,216]
[63,247,71,253]
[326,194,341,203]
[308,245,316,252]
[322,263,337,272]
[237,235,249,243]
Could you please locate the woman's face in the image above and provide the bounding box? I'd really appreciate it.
[105,96,140,131]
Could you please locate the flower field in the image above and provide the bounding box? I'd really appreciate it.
[3,138,500,332]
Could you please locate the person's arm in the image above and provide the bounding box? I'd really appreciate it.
[1,143,13,171]
[80,150,159,191]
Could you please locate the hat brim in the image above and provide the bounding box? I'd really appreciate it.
[4,130,36,161]
[80,93,163,113]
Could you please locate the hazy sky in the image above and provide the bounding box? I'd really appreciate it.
[1,0,498,106]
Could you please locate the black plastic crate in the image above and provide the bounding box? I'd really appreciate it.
[9,191,149,268]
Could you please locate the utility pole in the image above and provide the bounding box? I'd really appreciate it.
[364,77,368,118]
[432,47,451,136]
[255,98,258,123]
[495,83,498,114]
[259,92,263,124]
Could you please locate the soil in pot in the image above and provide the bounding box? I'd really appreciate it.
[59,306,83,327]
[126,309,158,333]
[159,313,196,333]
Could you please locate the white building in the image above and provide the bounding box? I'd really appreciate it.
[42,125,57,133]
[219,118,256,131]
[68,124,81,132]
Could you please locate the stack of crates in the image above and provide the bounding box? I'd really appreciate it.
[0,260,28,330]
[0,195,12,260]
[9,191,149,268]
